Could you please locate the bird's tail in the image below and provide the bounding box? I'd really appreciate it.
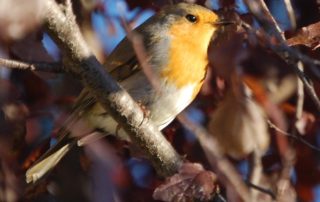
[25,130,107,183]
[26,90,98,183]
[25,129,76,184]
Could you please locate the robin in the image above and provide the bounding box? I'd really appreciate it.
[26,2,230,183]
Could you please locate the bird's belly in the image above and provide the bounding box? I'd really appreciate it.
[148,82,197,129]
[84,81,197,140]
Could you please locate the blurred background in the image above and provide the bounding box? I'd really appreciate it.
[0,0,320,201]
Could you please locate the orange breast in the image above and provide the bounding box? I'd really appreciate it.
[160,23,211,100]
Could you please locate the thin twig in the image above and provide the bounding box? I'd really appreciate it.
[283,0,296,29]
[296,62,304,119]
[245,181,276,200]
[0,58,63,73]
[295,62,305,132]
[268,120,320,152]
[248,0,284,37]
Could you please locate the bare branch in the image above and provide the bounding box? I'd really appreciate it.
[295,62,305,133]
[268,120,320,152]
[283,0,296,29]
[244,0,284,37]
[0,58,63,73]
[43,0,182,176]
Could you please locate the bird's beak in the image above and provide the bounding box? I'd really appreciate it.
[213,20,235,26]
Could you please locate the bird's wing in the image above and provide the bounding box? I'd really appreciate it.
[52,35,142,145]
[26,37,143,181]
[106,36,141,81]
[68,36,141,123]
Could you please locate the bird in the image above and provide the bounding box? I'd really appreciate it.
[26,2,230,183]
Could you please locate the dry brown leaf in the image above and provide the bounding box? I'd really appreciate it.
[208,85,270,159]
[287,21,320,49]
[153,163,217,202]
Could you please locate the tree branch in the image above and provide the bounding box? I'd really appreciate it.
[43,0,182,176]
[0,58,63,73]
[283,0,296,29]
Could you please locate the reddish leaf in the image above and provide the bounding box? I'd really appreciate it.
[287,21,320,49]
[153,163,217,202]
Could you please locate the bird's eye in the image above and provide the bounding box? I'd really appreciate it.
[185,14,197,23]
